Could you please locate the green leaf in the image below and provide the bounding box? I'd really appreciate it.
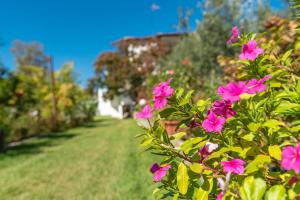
[195,179,213,200]
[240,93,254,100]
[269,80,281,88]
[196,99,211,112]
[275,101,300,115]
[170,132,186,140]
[180,137,203,154]
[263,119,284,131]
[291,125,300,132]
[268,145,282,160]
[173,193,179,200]
[179,90,194,106]
[264,185,286,200]
[140,137,153,147]
[247,122,261,132]
[246,155,271,173]
[190,163,203,174]
[177,162,189,195]
[176,88,184,99]
[159,108,177,119]
[207,146,242,160]
[239,176,267,200]
[281,49,293,62]
[242,133,255,141]
[195,187,208,200]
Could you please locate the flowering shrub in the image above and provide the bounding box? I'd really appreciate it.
[136,25,300,199]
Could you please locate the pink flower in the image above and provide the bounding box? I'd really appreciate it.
[199,142,219,162]
[246,74,272,94]
[135,105,153,119]
[288,176,298,185]
[227,26,239,44]
[153,96,168,109]
[200,142,219,154]
[166,70,175,75]
[281,144,300,173]
[182,58,190,65]
[217,82,247,102]
[153,81,174,98]
[202,112,226,133]
[216,192,224,200]
[150,163,171,182]
[220,159,245,174]
[153,79,174,109]
[212,100,236,118]
[189,120,200,128]
[239,40,264,61]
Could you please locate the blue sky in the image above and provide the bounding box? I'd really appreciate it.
[0,0,286,86]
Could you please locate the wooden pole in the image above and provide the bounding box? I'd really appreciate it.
[0,129,5,152]
[49,56,58,131]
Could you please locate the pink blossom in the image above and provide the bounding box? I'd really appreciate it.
[212,100,236,118]
[227,26,239,44]
[281,144,300,173]
[153,81,174,98]
[153,79,174,109]
[246,74,272,94]
[189,120,200,128]
[182,58,190,65]
[220,159,245,174]
[216,192,224,200]
[217,82,247,102]
[153,96,168,109]
[239,40,264,61]
[288,176,298,185]
[199,142,219,162]
[150,163,160,173]
[202,112,226,133]
[150,163,171,182]
[166,70,175,75]
[202,142,219,154]
[135,105,153,119]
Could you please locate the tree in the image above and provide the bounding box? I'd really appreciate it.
[155,0,287,98]
[93,35,177,102]
[11,40,49,69]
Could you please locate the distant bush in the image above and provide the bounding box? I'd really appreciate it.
[0,62,97,144]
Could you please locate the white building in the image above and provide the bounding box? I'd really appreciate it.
[97,88,134,119]
[96,33,185,119]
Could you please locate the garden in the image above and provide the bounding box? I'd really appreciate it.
[0,0,299,199]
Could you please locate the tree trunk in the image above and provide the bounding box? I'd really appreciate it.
[0,129,5,152]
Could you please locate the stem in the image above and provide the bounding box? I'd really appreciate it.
[147,119,153,133]
[172,149,220,174]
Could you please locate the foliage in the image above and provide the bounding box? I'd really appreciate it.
[149,0,289,99]
[219,16,300,82]
[11,40,49,68]
[0,60,96,142]
[93,35,182,102]
[136,21,300,199]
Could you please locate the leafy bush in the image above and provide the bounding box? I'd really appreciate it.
[136,24,300,199]
[0,63,97,143]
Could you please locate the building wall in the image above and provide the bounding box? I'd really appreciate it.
[97,89,134,119]
[97,89,123,119]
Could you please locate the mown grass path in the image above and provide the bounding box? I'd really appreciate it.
[0,118,155,200]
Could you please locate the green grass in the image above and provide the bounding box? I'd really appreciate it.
[0,117,156,200]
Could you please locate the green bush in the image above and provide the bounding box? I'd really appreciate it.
[136,24,300,199]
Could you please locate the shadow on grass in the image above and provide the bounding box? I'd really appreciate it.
[1,132,78,158]
[0,117,120,159]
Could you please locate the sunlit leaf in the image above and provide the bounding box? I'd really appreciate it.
[177,162,189,195]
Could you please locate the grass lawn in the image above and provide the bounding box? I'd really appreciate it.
[0,117,156,200]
